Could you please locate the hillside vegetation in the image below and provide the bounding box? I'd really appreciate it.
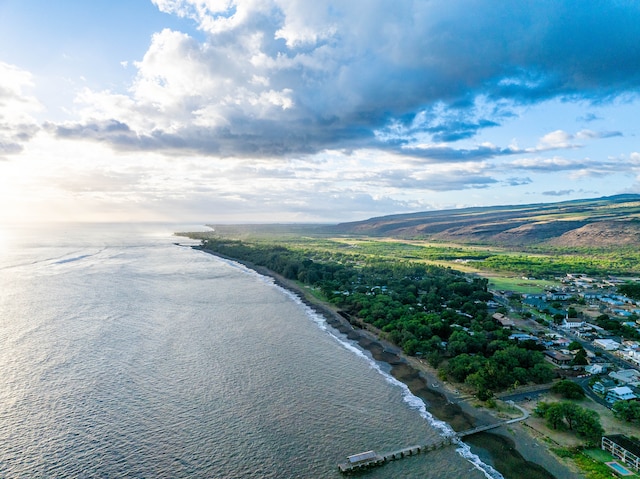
[196,195,640,279]
[328,194,640,247]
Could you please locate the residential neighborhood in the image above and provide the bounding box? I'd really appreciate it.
[491,273,640,408]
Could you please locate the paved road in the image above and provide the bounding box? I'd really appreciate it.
[500,388,550,403]
[575,376,611,408]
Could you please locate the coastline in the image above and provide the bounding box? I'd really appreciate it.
[196,247,582,479]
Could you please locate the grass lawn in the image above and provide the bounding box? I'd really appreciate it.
[583,448,614,462]
[579,449,640,478]
[573,451,638,478]
[485,275,559,294]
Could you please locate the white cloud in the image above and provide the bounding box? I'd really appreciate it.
[0,62,42,157]
[510,156,578,170]
[538,130,574,149]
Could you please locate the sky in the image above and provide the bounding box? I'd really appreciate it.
[1,0,640,224]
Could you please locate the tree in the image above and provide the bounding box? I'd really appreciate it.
[530,363,554,384]
[551,380,585,400]
[618,283,640,300]
[574,408,604,447]
[571,349,588,366]
[536,402,566,430]
[567,341,583,351]
[402,338,420,355]
[561,402,580,430]
[613,400,640,424]
[535,402,603,446]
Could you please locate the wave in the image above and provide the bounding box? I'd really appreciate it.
[281,284,504,479]
[53,254,94,264]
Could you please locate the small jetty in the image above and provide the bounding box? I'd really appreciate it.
[338,437,454,473]
[338,404,530,474]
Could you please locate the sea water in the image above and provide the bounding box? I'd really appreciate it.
[0,223,499,478]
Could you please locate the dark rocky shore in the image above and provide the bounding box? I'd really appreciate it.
[193,246,583,479]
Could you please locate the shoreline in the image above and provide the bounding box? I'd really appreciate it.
[195,247,581,479]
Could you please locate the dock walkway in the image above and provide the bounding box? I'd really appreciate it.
[338,437,454,473]
[338,402,530,473]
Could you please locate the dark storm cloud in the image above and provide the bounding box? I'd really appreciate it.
[66,0,640,158]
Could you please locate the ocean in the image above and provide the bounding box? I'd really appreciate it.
[0,223,501,478]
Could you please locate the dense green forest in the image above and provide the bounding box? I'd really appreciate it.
[197,236,555,399]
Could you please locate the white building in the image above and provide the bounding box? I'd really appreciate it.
[585,364,607,375]
[606,386,637,404]
[561,318,585,329]
[618,350,640,367]
[593,338,621,351]
[609,369,640,386]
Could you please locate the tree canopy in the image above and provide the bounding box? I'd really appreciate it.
[199,236,555,397]
[535,402,603,446]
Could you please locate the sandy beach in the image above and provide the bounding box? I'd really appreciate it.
[199,248,583,479]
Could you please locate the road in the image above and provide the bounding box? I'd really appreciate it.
[500,386,551,403]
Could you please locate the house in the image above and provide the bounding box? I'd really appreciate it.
[609,369,640,386]
[581,291,602,300]
[544,350,573,367]
[547,291,572,301]
[509,333,537,342]
[592,378,616,394]
[618,349,640,367]
[561,318,585,329]
[627,351,640,367]
[602,435,640,471]
[585,364,607,375]
[602,297,626,307]
[606,386,637,404]
[523,293,545,300]
[493,313,515,329]
[593,338,621,351]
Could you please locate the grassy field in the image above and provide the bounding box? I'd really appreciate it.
[187,226,640,293]
[484,276,560,294]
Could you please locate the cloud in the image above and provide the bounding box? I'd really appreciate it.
[538,130,574,149]
[0,62,42,158]
[542,189,575,197]
[535,128,622,150]
[56,0,640,158]
[577,113,602,123]
[575,129,622,140]
[504,177,532,187]
[507,152,640,181]
[396,143,521,162]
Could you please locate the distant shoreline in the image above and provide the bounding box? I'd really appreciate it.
[193,245,580,479]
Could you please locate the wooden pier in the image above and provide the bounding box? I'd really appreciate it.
[337,437,454,473]
[338,404,530,474]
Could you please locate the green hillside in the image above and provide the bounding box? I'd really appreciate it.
[328,194,640,247]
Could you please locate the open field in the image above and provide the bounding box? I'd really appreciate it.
[483,276,560,294]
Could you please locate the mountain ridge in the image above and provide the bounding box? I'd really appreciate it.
[328,194,640,247]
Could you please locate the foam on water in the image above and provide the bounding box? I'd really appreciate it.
[0,227,501,478]
[223,253,505,479]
